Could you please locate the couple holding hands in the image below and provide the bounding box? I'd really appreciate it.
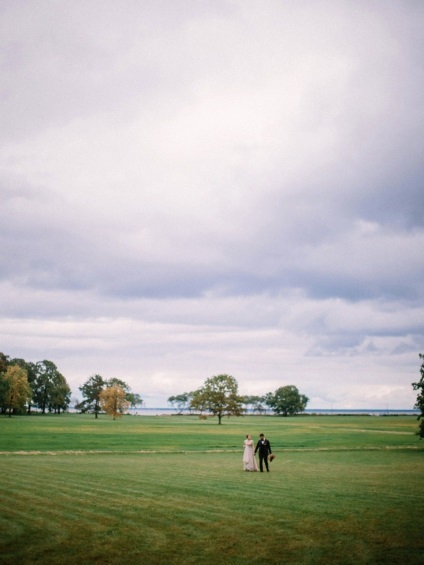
[243,433,274,472]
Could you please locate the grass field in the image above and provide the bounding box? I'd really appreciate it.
[1,414,423,564]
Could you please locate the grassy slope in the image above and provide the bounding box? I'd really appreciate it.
[0,414,423,564]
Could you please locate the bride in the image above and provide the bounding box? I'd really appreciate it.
[243,434,258,471]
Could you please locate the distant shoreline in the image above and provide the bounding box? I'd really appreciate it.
[127,408,420,416]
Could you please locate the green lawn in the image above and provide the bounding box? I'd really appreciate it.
[0,414,423,564]
[0,413,420,453]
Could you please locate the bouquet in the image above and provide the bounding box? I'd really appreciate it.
[269,454,275,462]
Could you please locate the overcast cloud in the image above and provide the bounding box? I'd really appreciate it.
[1,1,423,408]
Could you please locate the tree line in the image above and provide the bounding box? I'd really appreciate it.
[0,352,142,419]
[2,350,424,436]
[0,353,71,417]
[170,355,424,432]
[168,374,309,423]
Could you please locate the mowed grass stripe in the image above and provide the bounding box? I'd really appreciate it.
[1,454,261,563]
[1,415,423,564]
[1,450,423,564]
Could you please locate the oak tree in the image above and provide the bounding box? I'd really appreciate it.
[32,360,70,414]
[190,374,245,424]
[76,374,107,418]
[49,371,71,414]
[265,385,309,416]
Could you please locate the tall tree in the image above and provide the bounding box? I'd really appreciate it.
[2,365,32,417]
[190,389,208,416]
[126,392,144,411]
[168,393,191,414]
[107,378,130,393]
[8,358,37,414]
[76,374,107,418]
[0,353,9,413]
[190,374,245,424]
[0,352,8,374]
[49,372,71,414]
[265,385,309,416]
[107,378,138,408]
[100,385,130,420]
[32,360,69,414]
[76,375,139,417]
[412,353,424,439]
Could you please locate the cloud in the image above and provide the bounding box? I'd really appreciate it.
[1,1,423,408]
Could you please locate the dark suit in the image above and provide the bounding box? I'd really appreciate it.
[255,438,272,472]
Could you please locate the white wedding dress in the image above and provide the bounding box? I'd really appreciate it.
[243,439,258,471]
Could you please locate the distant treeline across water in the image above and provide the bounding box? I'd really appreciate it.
[126,408,420,416]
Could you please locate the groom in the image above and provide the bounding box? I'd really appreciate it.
[255,433,272,472]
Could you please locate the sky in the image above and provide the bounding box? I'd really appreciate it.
[1,0,423,409]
